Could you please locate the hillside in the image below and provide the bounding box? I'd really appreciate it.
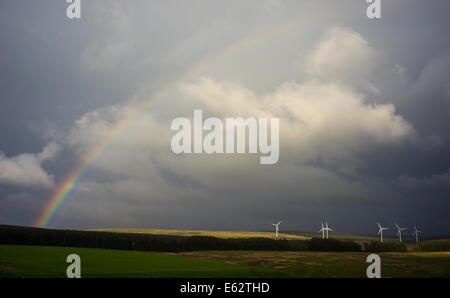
[88,228,310,240]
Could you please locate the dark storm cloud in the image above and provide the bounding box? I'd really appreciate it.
[0,0,449,235]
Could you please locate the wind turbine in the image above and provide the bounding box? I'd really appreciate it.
[413,226,423,243]
[320,221,332,239]
[377,222,388,243]
[395,223,407,242]
[318,221,325,239]
[272,221,281,238]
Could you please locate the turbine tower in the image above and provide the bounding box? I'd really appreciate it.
[324,222,333,239]
[395,223,407,242]
[318,221,325,239]
[377,222,388,243]
[413,226,423,243]
[272,221,281,238]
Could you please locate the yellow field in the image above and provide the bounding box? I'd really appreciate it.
[88,228,310,240]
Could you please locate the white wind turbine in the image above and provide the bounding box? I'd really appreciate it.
[377,222,388,243]
[413,226,423,244]
[395,223,407,242]
[319,221,332,239]
[325,222,333,239]
[272,221,281,238]
[318,221,325,239]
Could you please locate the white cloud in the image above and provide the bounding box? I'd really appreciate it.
[304,27,376,83]
[45,26,416,225]
[62,72,414,203]
[0,143,59,189]
[37,142,60,162]
[178,77,415,173]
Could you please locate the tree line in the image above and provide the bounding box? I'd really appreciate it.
[3,225,432,253]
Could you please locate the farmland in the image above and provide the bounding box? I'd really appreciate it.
[1,245,449,278]
[89,228,408,244]
[166,250,450,278]
[89,228,309,240]
[0,245,287,278]
[1,225,449,278]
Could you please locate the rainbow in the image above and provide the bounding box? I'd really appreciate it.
[35,20,298,228]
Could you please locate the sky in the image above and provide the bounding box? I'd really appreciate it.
[0,0,449,236]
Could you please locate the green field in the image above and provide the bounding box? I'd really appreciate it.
[0,245,287,278]
[1,245,449,278]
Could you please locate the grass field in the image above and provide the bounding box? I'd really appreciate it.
[89,228,309,240]
[90,228,403,243]
[285,231,380,242]
[0,245,288,278]
[167,251,450,278]
[1,245,449,278]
